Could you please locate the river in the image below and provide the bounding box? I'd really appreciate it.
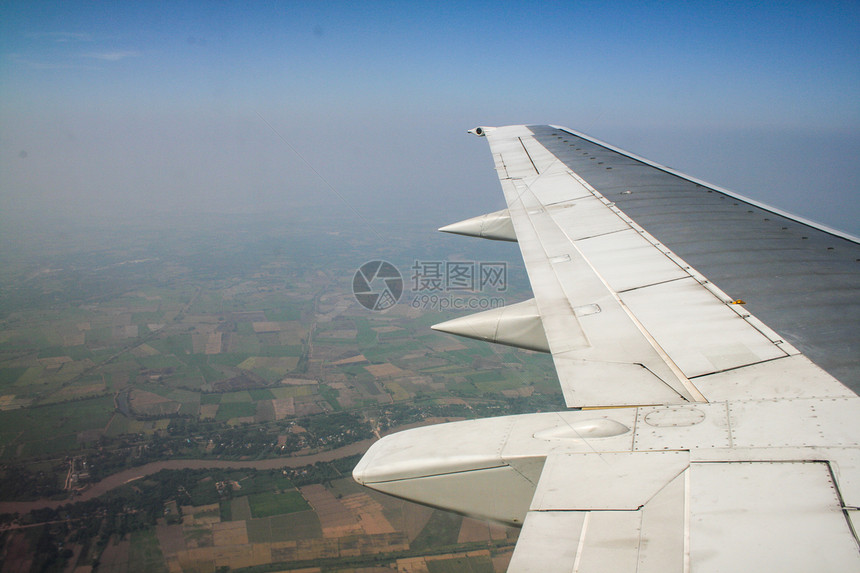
[0,438,376,515]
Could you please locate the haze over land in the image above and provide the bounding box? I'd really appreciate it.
[0,210,552,570]
[0,2,858,571]
[1,2,858,235]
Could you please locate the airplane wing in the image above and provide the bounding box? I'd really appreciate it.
[354,125,860,572]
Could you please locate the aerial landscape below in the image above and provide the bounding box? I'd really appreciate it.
[0,210,559,571]
[1,2,857,571]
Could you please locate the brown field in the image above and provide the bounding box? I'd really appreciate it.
[397,549,503,573]
[97,535,131,573]
[38,356,73,369]
[502,386,534,398]
[364,364,405,378]
[131,343,160,357]
[200,404,219,419]
[336,532,409,558]
[293,400,325,417]
[435,397,469,406]
[317,329,357,339]
[55,381,105,399]
[204,332,222,354]
[232,311,267,322]
[130,390,181,417]
[252,321,281,333]
[457,518,508,544]
[257,331,281,345]
[493,550,516,572]
[281,378,319,386]
[118,325,139,339]
[115,313,133,325]
[239,356,300,373]
[130,390,171,407]
[230,497,252,521]
[380,381,410,402]
[372,326,403,333]
[212,520,249,546]
[184,315,219,325]
[332,354,368,366]
[312,345,358,361]
[63,331,86,346]
[426,338,468,352]
[190,333,208,353]
[219,331,236,352]
[1,530,35,573]
[272,397,296,419]
[400,351,428,360]
[182,503,221,526]
[340,493,396,535]
[156,520,187,555]
[279,331,305,346]
[396,556,429,573]
[300,484,362,538]
[327,382,361,409]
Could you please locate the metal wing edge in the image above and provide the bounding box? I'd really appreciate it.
[546,124,860,244]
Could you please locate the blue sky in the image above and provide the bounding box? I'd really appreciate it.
[2,1,858,234]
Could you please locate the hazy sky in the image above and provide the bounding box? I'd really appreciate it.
[2,1,858,235]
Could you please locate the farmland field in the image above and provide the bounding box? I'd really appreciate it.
[248,490,310,518]
[0,212,555,571]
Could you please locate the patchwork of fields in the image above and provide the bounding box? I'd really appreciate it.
[91,473,516,573]
[0,215,558,571]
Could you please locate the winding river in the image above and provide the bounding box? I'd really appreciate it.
[0,438,376,515]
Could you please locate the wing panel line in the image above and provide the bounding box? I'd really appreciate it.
[517,137,540,175]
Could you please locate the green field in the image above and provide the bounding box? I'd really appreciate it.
[215,401,256,420]
[248,388,275,400]
[220,390,253,403]
[411,510,463,551]
[270,386,315,399]
[0,367,27,389]
[246,510,322,542]
[0,395,114,445]
[427,555,495,573]
[247,490,310,518]
[128,528,168,573]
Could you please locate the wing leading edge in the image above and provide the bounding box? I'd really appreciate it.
[354,125,860,572]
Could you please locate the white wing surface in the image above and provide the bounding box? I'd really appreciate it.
[355,125,860,572]
[437,125,855,408]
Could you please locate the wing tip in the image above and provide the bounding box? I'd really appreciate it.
[468,126,493,137]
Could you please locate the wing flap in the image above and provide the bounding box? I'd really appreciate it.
[693,354,857,401]
[506,512,586,573]
[508,510,651,573]
[689,461,860,572]
[620,277,789,377]
[509,455,688,573]
[508,454,860,572]
[574,228,689,292]
[529,451,689,511]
